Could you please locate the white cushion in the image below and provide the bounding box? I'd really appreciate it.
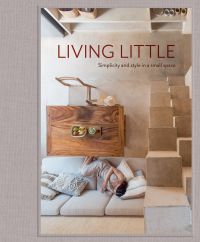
[41,194,71,215]
[105,194,144,216]
[60,190,112,216]
[121,176,147,200]
[41,172,59,200]
[117,159,134,181]
[42,157,84,175]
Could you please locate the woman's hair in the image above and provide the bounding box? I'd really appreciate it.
[115,181,128,197]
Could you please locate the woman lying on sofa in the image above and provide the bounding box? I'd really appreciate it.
[80,156,127,197]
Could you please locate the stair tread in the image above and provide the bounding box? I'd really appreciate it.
[168,81,185,86]
[173,115,191,118]
[150,107,173,110]
[151,81,169,93]
[146,151,180,158]
[144,186,189,208]
[182,167,192,178]
[167,75,185,78]
[150,92,171,107]
[169,86,189,99]
[177,137,192,141]
[149,127,176,130]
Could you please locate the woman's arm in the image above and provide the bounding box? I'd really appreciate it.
[100,167,113,192]
[111,167,124,181]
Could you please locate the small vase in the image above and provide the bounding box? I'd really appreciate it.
[181,8,187,16]
[153,8,164,16]
[58,8,79,18]
[78,8,97,19]
[104,96,116,106]
[175,8,181,15]
[164,8,170,16]
[169,8,175,16]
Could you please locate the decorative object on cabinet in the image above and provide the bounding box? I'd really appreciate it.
[71,126,87,137]
[175,8,181,15]
[78,8,97,19]
[58,8,79,18]
[164,8,170,16]
[151,8,187,17]
[169,8,175,16]
[152,8,164,16]
[47,105,125,156]
[71,125,102,138]
[104,96,117,106]
[55,76,97,105]
[181,8,187,16]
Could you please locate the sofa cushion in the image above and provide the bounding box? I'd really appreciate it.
[48,173,88,196]
[41,194,71,215]
[42,157,84,175]
[105,194,144,216]
[117,159,134,182]
[121,175,146,200]
[41,172,59,200]
[60,190,112,216]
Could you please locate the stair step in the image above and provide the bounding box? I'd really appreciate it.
[148,127,177,151]
[173,116,191,137]
[150,107,173,127]
[177,138,192,166]
[171,98,191,116]
[182,167,192,206]
[167,76,185,86]
[151,81,169,93]
[169,86,189,99]
[144,186,191,235]
[150,93,171,107]
[146,151,182,187]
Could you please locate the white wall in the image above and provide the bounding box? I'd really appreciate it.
[41,14,191,158]
[41,15,70,157]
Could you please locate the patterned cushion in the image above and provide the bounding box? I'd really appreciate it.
[48,173,88,196]
[41,172,59,200]
[117,159,134,182]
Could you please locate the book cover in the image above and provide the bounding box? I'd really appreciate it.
[40,7,192,236]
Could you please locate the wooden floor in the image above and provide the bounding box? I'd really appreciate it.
[40,216,144,236]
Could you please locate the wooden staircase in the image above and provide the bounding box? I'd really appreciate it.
[144,75,192,235]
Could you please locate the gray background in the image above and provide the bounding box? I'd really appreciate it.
[0,0,199,241]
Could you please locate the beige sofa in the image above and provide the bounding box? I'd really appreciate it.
[41,157,145,216]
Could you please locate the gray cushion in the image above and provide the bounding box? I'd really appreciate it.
[48,173,88,196]
[60,190,112,216]
[41,194,71,215]
[105,194,144,216]
[41,172,59,200]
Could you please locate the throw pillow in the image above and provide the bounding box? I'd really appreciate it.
[117,159,134,182]
[48,173,88,196]
[120,176,146,200]
[41,172,59,200]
